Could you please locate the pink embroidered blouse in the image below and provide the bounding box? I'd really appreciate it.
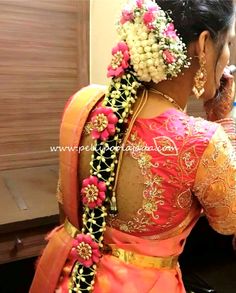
[106,109,236,237]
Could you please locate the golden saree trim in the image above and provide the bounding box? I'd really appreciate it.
[64,218,80,238]
[108,244,178,269]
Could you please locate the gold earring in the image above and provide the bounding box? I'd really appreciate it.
[192,55,207,99]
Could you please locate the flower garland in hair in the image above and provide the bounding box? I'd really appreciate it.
[69,69,141,293]
[118,0,190,83]
[69,0,190,292]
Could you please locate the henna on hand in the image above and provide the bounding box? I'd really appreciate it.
[204,70,235,121]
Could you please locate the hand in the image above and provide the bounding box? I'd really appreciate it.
[204,68,235,121]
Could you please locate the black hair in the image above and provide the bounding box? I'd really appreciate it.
[157,0,235,86]
[156,0,235,46]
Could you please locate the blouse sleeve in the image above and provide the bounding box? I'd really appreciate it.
[193,126,236,235]
[216,117,236,150]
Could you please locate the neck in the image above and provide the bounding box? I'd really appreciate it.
[148,72,193,110]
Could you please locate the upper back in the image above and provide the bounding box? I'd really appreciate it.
[78,103,219,237]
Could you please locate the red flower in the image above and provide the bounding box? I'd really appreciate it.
[164,23,177,39]
[81,176,106,209]
[91,107,118,141]
[143,11,155,29]
[163,50,176,64]
[107,42,130,78]
[143,2,159,30]
[71,234,101,267]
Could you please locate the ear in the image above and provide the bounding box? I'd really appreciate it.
[195,30,212,57]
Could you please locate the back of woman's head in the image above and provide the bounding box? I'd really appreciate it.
[156,0,235,46]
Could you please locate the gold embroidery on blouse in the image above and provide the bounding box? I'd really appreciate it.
[192,118,208,134]
[130,132,163,221]
[108,114,208,234]
[117,209,157,233]
[153,136,178,156]
[193,127,236,235]
[108,131,163,232]
[177,189,193,209]
[180,146,199,174]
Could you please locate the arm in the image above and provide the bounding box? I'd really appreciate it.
[193,126,236,235]
[203,67,236,150]
[216,118,236,150]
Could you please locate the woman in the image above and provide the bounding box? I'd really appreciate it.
[30,1,236,292]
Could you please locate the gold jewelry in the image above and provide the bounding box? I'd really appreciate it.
[108,245,178,269]
[149,88,183,111]
[192,54,207,99]
[64,218,80,238]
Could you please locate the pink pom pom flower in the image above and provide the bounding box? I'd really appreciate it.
[71,234,101,267]
[120,5,134,24]
[143,10,156,29]
[91,107,118,141]
[81,176,106,209]
[164,23,177,39]
[143,1,159,29]
[163,49,176,64]
[136,0,144,9]
[107,42,130,78]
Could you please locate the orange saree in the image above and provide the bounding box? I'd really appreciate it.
[30,84,236,293]
[30,84,199,293]
[30,85,106,293]
[55,210,200,293]
[92,215,199,293]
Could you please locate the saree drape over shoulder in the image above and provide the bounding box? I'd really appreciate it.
[30,86,236,293]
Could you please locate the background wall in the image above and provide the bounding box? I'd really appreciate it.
[0,0,89,171]
[90,0,126,85]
